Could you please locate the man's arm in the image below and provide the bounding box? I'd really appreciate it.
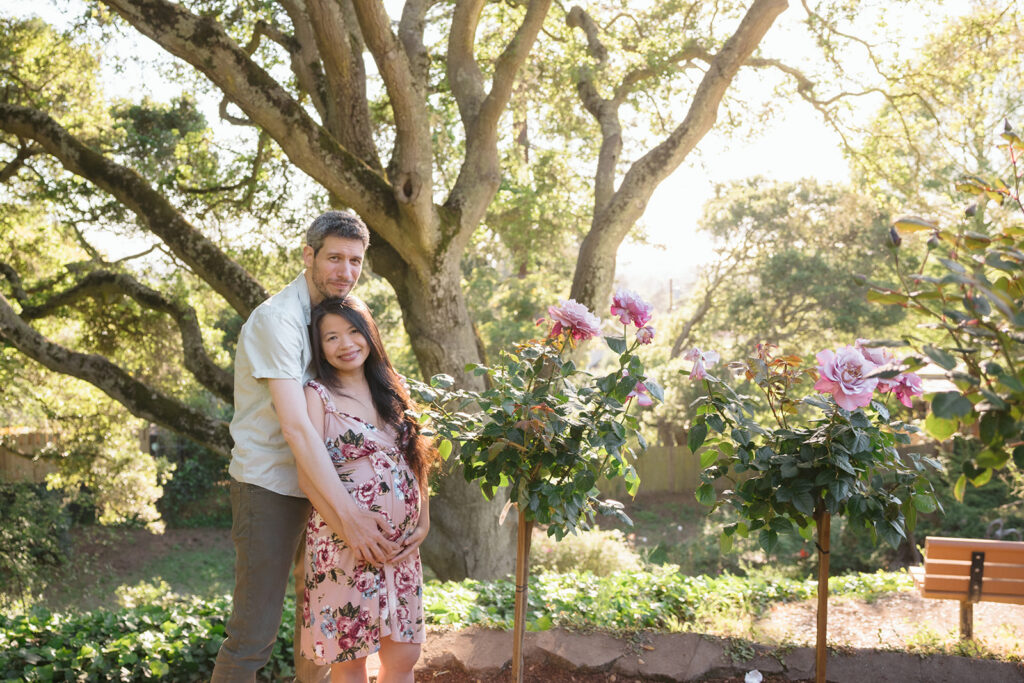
[268,378,399,565]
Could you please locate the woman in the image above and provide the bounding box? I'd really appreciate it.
[300,295,437,683]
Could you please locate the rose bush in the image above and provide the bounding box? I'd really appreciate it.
[690,341,937,553]
[866,120,1024,499]
[411,291,661,681]
[687,341,939,683]
[412,291,661,537]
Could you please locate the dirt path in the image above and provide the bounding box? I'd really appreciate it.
[756,590,1024,658]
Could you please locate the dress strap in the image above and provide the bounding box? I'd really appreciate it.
[305,379,337,413]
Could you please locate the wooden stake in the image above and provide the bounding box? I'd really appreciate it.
[511,507,534,683]
[815,508,831,683]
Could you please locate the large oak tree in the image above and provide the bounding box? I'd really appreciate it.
[0,0,799,578]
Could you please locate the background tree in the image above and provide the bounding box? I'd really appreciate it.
[643,177,906,447]
[850,5,1024,212]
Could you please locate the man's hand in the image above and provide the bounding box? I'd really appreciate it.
[336,506,399,566]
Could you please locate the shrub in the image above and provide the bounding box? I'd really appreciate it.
[153,432,231,529]
[0,596,294,682]
[531,526,642,575]
[0,483,70,606]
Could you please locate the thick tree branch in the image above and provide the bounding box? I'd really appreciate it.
[0,292,232,456]
[98,0,416,263]
[351,0,432,215]
[475,0,552,137]
[0,103,268,317]
[306,0,381,169]
[447,0,487,125]
[399,0,432,87]
[570,0,788,311]
[18,269,233,401]
[566,5,608,64]
[277,1,330,121]
[568,7,706,220]
[446,0,553,235]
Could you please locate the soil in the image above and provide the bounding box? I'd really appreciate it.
[414,666,802,682]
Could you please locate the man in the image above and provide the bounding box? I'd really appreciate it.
[213,211,400,682]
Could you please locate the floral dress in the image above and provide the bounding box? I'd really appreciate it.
[300,380,425,665]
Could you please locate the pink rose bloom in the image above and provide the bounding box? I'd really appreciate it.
[636,325,655,345]
[893,372,923,407]
[684,348,720,381]
[548,299,602,341]
[611,288,653,327]
[627,381,653,407]
[814,346,879,410]
[855,339,898,391]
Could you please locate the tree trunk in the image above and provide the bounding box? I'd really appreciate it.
[378,248,517,580]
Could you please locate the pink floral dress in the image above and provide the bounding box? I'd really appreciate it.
[300,380,425,665]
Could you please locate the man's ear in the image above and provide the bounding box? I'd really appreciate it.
[302,244,314,269]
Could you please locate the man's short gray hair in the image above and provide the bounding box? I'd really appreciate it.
[306,211,370,254]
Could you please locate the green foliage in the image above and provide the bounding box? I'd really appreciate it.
[0,483,70,607]
[0,566,917,679]
[155,435,230,528]
[691,344,941,553]
[412,309,661,539]
[879,122,1024,499]
[531,527,642,576]
[421,568,913,632]
[0,595,295,682]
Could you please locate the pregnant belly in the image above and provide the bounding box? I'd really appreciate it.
[336,455,420,542]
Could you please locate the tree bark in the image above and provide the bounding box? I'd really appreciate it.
[370,239,518,579]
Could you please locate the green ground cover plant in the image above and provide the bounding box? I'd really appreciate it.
[1,568,915,681]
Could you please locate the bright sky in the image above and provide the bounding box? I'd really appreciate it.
[618,0,979,302]
[3,0,977,302]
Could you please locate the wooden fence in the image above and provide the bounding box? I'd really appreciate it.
[0,429,58,484]
[598,445,699,499]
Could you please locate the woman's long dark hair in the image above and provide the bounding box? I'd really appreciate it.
[309,296,438,485]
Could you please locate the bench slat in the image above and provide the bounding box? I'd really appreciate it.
[925,537,1024,565]
[923,559,1024,580]
[922,575,1024,597]
[918,589,1024,606]
[925,546,1024,565]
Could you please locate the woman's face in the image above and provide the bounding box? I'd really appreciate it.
[318,312,370,375]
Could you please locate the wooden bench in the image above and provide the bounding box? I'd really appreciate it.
[909,536,1024,639]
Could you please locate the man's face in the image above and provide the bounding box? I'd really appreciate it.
[303,236,365,304]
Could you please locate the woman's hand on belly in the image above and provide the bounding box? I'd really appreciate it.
[388,515,429,564]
